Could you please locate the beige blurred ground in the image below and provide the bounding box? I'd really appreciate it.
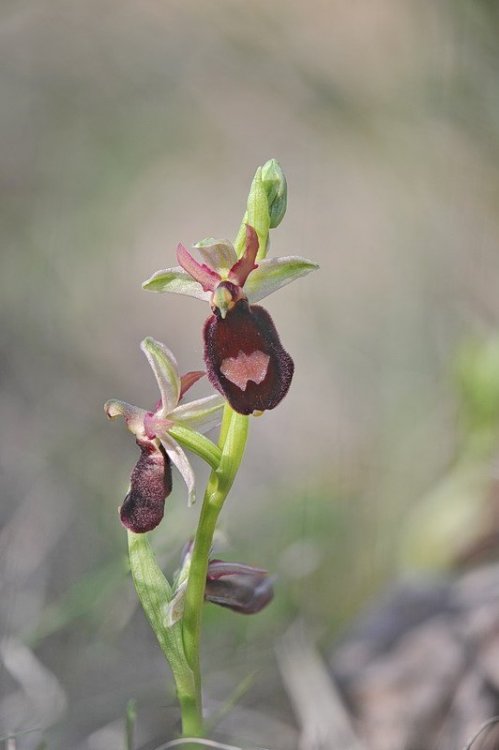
[1,1,499,748]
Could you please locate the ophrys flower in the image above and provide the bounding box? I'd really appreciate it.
[105,337,224,532]
[143,224,317,415]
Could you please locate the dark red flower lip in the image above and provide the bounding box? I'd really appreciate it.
[203,299,294,416]
[119,439,172,533]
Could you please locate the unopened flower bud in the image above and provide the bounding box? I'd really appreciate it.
[261,158,287,229]
[205,560,274,614]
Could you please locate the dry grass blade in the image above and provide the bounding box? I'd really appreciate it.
[463,716,499,750]
[154,739,270,750]
[276,622,366,750]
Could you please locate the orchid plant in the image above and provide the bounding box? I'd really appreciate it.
[105,159,318,740]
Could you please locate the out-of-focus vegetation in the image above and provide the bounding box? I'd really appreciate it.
[2,1,499,747]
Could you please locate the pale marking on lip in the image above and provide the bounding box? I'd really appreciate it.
[220,350,270,391]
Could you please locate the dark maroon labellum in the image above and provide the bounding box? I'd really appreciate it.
[119,439,172,533]
[203,299,294,415]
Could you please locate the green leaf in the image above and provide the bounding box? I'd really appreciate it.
[244,256,319,303]
[142,267,210,300]
[127,531,195,692]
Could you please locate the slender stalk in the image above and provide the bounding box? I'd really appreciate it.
[181,406,249,734]
[125,161,276,739]
[127,410,248,740]
[127,531,199,736]
[168,424,222,470]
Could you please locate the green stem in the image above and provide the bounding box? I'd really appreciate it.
[181,406,249,733]
[127,531,200,736]
[127,411,248,740]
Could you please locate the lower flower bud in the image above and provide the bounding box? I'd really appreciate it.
[120,439,172,533]
[205,560,274,614]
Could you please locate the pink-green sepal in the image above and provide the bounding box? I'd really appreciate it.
[141,337,181,416]
[160,434,196,506]
[169,394,225,434]
[142,266,211,301]
[194,238,237,274]
[104,400,148,437]
[244,256,319,303]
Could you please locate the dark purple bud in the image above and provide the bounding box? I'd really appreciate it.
[119,439,172,533]
[203,295,294,415]
[205,560,274,614]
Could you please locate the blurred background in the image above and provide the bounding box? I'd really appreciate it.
[2,1,499,748]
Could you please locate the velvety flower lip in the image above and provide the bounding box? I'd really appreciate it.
[104,337,224,531]
[119,438,172,533]
[203,297,294,415]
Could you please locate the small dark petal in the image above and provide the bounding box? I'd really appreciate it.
[203,300,294,415]
[228,224,259,287]
[205,560,274,615]
[179,370,205,399]
[119,439,172,533]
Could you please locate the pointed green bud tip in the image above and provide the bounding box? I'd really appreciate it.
[261,158,287,228]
